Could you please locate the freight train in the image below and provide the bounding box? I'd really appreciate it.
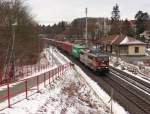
[48,39,109,73]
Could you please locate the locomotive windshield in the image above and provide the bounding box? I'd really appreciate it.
[97,56,109,61]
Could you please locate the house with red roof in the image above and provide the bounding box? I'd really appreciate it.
[98,35,146,56]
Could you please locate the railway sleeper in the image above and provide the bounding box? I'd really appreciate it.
[110,68,150,93]
[109,72,150,104]
[110,66,150,88]
[104,77,150,114]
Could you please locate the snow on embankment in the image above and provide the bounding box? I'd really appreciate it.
[75,66,129,114]
[37,68,110,114]
[58,48,129,114]
[1,68,110,114]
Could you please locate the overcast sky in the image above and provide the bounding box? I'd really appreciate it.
[26,0,150,25]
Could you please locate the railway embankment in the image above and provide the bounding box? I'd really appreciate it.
[58,47,129,114]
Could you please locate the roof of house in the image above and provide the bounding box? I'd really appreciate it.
[120,36,146,45]
[98,35,146,45]
[99,35,119,45]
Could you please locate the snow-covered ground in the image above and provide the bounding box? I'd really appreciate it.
[1,68,108,114]
[110,56,150,78]
[0,46,129,114]
[147,48,150,51]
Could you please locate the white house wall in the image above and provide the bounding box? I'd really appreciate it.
[128,45,145,56]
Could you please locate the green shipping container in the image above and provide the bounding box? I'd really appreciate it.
[72,44,85,58]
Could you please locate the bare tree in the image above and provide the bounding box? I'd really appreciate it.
[0,0,39,73]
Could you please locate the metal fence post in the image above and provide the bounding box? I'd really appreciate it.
[27,66,28,76]
[38,65,40,72]
[62,65,63,75]
[59,66,61,76]
[55,68,56,80]
[51,70,53,82]
[64,65,65,74]
[53,68,56,82]
[62,65,64,75]
[49,71,50,84]
[44,73,46,87]
[0,77,1,85]
[31,65,32,75]
[36,65,37,72]
[108,88,114,114]
[57,67,59,77]
[59,66,60,76]
[64,64,66,73]
[35,65,36,73]
[25,80,28,99]
[7,83,10,108]
[60,66,62,76]
[53,68,54,77]
[37,76,39,92]
[22,66,24,77]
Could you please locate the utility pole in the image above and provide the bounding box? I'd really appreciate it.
[85,8,88,46]
[108,88,114,114]
[104,18,107,37]
[110,89,114,114]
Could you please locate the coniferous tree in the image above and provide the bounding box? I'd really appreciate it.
[110,4,121,34]
[111,4,120,22]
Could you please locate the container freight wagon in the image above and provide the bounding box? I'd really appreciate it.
[56,41,63,49]
[61,42,73,54]
[48,40,109,73]
[71,44,86,58]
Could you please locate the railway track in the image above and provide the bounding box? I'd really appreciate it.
[107,68,150,114]
[110,66,150,89]
[59,50,150,114]
[110,67,150,103]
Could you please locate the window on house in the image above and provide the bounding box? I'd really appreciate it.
[135,47,139,53]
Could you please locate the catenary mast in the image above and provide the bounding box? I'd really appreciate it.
[85,8,88,46]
